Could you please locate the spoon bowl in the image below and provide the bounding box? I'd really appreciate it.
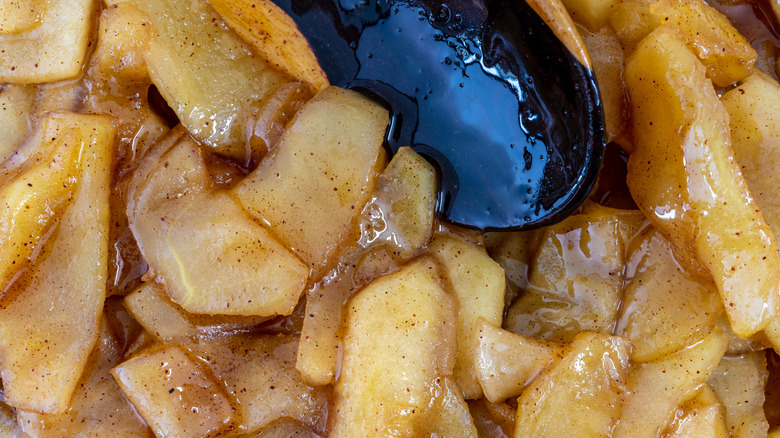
[271,0,605,230]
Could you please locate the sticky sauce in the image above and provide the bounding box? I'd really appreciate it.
[273,0,604,230]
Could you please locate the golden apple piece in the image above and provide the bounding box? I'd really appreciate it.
[17,319,152,437]
[127,137,309,316]
[193,334,328,435]
[720,71,780,241]
[208,0,329,91]
[430,234,505,399]
[0,113,115,414]
[0,0,95,83]
[513,332,631,438]
[105,0,291,159]
[0,85,35,162]
[708,352,769,437]
[651,0,757,87]
[0,0,46,34]
[112,345,237,438]
[582,27,628,144]
[625,27,780,337]
[232,86,389,270]
[607,0,661,55]
[124,283,272,343]
[297,246,399,386]
[360,146,438,257]
[560,0,617,31]
[331,257,478,437]
[664,385,728,438]
[505,204,634,343]
[474,319,565,404]
[0,113,82,296]
[613,329,729,438]
[616,227,723,362]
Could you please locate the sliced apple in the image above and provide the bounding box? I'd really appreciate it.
[127,137,309,316]
[17,319,152,437]
[474,319,565,404]
[708,352,769,437]
[430,234,505,399]
[613,329,728,438]
[193,334,329,435]
[0,112,115,414]
[616,226,723,362]
[505,203,634,342]
[360,147,437,257]
[106,0,291,159]
[112,345,237,438]
[0,85,35,162]
[0,0,95,83]
[331,257,478,437]
[208,0,329,91]
[232,86,388,271]
[625,27,780,337]
[513,332,631,437]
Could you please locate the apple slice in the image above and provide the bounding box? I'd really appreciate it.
[112,345,237,438]
[331,257,477,437]
[625,27,780,337]
[513,332,631,437]
[127,137,309,316]
[0,0,96,83]
[0,112,115,414]
[232,86,388,271]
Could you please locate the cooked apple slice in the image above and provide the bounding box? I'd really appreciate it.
[430,234,505,399]
[513,332,631,437]
[560,0,617,31]
[474,319,565,404]
[0,112,115,414]
[582,27,628,144]
[650,0,756,86]
[0,0,95,83]
[664,385,728,438]
[708,352,769,437]
[625,27,780,337]
[193,333,329,435]
[208,0,328,91]
[720,71,780,243]
[613,329,728,438]
[124,283,272,343]
[359,146,437,257]
[127,137,309,316]
[232,86,388,271]
[616,227,723,362]
[112,345,237,438]
[17,319,152,437]
[0,113,82,295]
[105,0,291,159]
[505,203,635,342]
[0,0,47,34]
[331,257,477,437]
[0,85,35,162]
[296,246,399,386]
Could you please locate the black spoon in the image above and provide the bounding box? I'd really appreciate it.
[271,0,604,230]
